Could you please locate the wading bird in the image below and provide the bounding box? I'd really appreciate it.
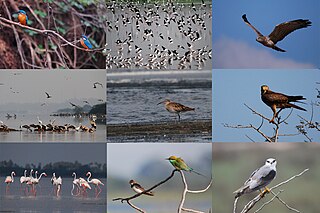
[234,158,277,198]
[242,14,311,52]
[86,172,104,197]
[157,99,195,122]
[261,85,306,123]
[5,171,16,194]
[51,173,62,196]
[71,172,80,196]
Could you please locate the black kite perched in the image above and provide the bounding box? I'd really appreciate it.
[242,14,311,52]
[261,85,306,123]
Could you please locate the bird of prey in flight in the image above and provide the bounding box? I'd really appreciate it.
[234,158,277,198]
[261,85,306,123]
[242,14,311,52]
[45,92,52,99]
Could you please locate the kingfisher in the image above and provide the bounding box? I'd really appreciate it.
[166,156,206,177]
[80,35,93,50]
[16,10,28,25]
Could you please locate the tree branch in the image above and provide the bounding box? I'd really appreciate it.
[235,168,309,213]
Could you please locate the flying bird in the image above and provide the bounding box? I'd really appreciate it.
[129,179,154,196]
[158,99,195,122]
[242,14,311,52]
[45,92,52,99]
[80,35,93,50]
[166,156,206,177]
[261,85,306,123]
[234,158,277,198]
[93,82,103,88]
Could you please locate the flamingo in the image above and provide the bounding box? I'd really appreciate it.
[51,173,62,196]
[28,172,47,196]
[5,171,16,194]
[27,171,38,194]
[71,172,80,196]
[79,177,91,197]
[20,170,28,193]
[86,172,104,197]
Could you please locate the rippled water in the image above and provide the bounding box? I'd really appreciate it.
[0,178,106,212]
[0,114,105,142]
[107,70,212,124]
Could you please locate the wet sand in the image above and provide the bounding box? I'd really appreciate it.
[107,119,212,142]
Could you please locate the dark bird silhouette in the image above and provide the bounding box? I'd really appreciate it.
[261,85,306,123]
[45,92,52,99]
[242,14,311,52]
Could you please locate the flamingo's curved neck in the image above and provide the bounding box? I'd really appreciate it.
[38,173,46,180]
[73,173,77,181]
[24,170,27,177]
[30,170,33,177]
[87,173,92,182]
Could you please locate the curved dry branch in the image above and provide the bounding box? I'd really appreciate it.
[235,168,309,213]
[127,200,145,213]
[112,169,178,203]
[0,17,105,53]
[179,171,212,213]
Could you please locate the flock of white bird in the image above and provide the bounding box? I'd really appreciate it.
[4,170,104,197]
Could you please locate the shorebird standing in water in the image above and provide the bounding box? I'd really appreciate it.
[157,99,195,122]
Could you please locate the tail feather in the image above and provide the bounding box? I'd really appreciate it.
[190,169,207,178]
[288,95,306,102]
[288,103,306,111]
[183,106,195,111]
[273,45,286,52]
[233,185,248,198]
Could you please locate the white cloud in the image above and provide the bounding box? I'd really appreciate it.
[213,37,315,69]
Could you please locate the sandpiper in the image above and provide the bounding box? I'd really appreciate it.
[157,99,195,122]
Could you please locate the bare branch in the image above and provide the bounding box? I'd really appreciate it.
[235,168,309,213]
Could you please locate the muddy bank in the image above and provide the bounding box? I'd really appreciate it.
[107,119,212,142]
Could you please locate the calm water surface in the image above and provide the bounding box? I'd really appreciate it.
[0,178,106,213]
[0,114,105,142]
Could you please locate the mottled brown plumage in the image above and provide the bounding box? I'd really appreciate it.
[261,85,306,123]
[158,99,195,121]
[242,14,311,52]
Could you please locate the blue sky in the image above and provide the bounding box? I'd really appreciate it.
[213,0,320,68]
[213,69,320,142]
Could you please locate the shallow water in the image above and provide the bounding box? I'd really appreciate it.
[0,114,105,142]
[107,70,212,124]
[0,178,107,213]
[107,70,212,142]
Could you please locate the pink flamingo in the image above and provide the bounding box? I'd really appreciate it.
[71,172,80,196]
[86,172,104,197]
[20,170,28,194]
[5,171,16,194]
[51,173,62,196]
[27,172,47,196]
[79,177,91,197]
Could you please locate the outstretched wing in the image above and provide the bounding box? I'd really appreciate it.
[242,14,264,37]
[269,19,311,44]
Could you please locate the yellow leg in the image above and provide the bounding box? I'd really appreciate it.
[259,187,271,198]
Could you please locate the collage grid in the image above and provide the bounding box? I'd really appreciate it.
[0,0,319,213]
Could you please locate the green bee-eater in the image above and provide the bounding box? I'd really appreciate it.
[166,156,206,177]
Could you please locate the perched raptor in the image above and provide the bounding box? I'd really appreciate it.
[234,158,277,198]
[242,14,311,52]
[261,85,306,123]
